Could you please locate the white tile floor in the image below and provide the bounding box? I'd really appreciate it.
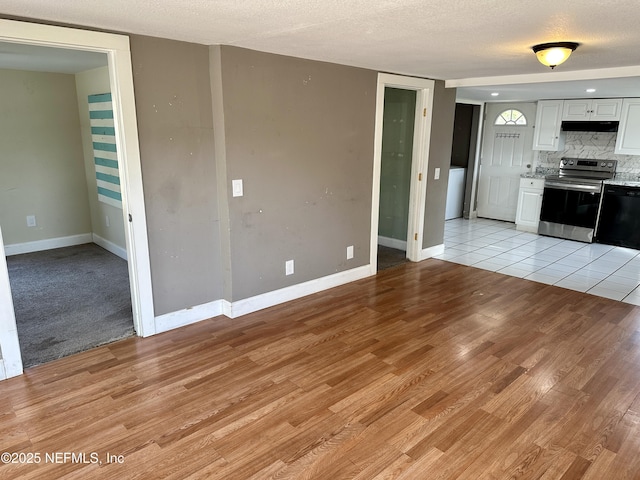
[435,217,640,305]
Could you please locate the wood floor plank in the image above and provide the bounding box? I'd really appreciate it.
[2,259,640,479]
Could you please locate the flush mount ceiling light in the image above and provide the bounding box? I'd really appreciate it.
[532,42,579,69]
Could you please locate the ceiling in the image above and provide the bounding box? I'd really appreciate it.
[2,0,640,101]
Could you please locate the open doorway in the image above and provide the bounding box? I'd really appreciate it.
[377,87,416,270]
[0,60,135,367]
[370,74,435,272]
[0,19,155,379]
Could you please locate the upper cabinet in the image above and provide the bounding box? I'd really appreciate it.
[533,100,565,151]
[562,99,622,121]
[615,98,640,155]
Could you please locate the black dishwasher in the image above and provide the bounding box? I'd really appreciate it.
[596,184,640,250]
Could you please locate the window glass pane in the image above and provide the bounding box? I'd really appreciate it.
[494,109,527,126]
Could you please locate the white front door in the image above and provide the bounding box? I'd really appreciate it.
[477,103,535,222]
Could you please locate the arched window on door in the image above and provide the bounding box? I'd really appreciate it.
[494,109,527,125]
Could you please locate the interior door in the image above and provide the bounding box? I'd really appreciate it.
[477,103,535,221]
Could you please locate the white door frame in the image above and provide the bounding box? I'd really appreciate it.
[371,73,435,270]
[0,19,155,378]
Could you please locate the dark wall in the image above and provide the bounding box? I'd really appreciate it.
[130,35,223,315]
[423,81,457,249]
[451,103,474,168]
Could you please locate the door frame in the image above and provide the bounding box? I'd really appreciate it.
[0,19,155,379]
[371,73,435,270]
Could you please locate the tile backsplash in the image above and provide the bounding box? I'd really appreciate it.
[536,132,640,179]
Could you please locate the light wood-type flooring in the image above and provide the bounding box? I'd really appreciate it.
[2,259,640,479]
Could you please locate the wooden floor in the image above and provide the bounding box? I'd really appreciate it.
[2,259,640,479]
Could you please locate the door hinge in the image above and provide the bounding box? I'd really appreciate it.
[418,173,422,181]
[128,214,133,223]
[423,108,427,117]
[414,233,418,241]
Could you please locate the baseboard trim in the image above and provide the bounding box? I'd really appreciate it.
[153,264,375,332]
[4,233,93,256]
[378,235,407,251]
[229,265,373,318]
[154,299,226,334]
[420,243,445,260]
[93,234,128,260]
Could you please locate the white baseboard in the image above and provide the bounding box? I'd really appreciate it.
[93,234,127,260]
[378,235,407,251]
[153,264,375,331]
[228,265,373,318]
[154,299,226,334]
[4,233,93,256]
[420,243,445,260]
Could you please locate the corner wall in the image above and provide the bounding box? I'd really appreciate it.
[129,35,223,316]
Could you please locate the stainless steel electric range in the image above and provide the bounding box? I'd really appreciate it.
[538,158,617,243]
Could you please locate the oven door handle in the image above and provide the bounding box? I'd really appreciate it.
[544,181,601,193]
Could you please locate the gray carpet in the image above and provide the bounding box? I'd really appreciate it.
[6,243,134,368]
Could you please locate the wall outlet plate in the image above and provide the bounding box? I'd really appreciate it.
[26,215,36,227]
[285,259,294,275]
[347,245,354,259]
[232,179,244,197]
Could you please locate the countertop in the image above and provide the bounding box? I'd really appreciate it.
[604,179,640,188]
[520,172,547,179]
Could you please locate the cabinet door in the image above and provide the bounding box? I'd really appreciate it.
[562,100,591,120]
[590,99,622,120]
[615,98,640,155]
[533,100,564,151]
[516,188,543,231]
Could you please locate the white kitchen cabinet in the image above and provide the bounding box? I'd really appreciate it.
[533,100,565,151]
[615,98,640,155]
[562,98,622,121]
[515,177,545,232]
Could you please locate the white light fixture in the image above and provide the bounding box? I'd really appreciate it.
[532,42,579,69]
[491,92,499,97]
[586,88,596,93]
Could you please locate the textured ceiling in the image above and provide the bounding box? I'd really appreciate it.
[2,0,640,100]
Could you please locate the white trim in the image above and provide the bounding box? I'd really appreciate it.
[371,73,435,269]
[445,66,640,89]
[0,360,6,381]
[420,243,445,260]
[0,19,155,345]
[155,300,226,334]
[228,265,373,318]
[0,227,23,379]
[150,265,375,332]
[377,235,407,251]
[4,233,93,256]
[92,234,128,260]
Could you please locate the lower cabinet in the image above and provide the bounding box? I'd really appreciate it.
[516,178,544,232]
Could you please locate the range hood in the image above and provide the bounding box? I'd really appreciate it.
[561,120,619,132]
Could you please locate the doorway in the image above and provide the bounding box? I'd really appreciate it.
[377,87,416,270]
[370,74,435,272]
[477,102,535,221]
[0,19,154,379]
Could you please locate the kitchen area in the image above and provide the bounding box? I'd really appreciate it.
[515,97,640,250]
[440,95,640,304]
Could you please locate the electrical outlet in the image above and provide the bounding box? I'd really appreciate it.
[347,245,354,260]
[285,259,294,276]
[26,215,36,227]
[106,215,110,227]
[434,168,441,180]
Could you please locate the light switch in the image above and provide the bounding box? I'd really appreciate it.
[26,215,36,227]
[232,179,243,197]
[434,168,441,180]
[347,245,354,260]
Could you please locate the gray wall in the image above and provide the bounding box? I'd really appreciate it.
[0,69,91,246]
[216,46,377,301]
[423,80,456,249]
[130,35,223,315]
